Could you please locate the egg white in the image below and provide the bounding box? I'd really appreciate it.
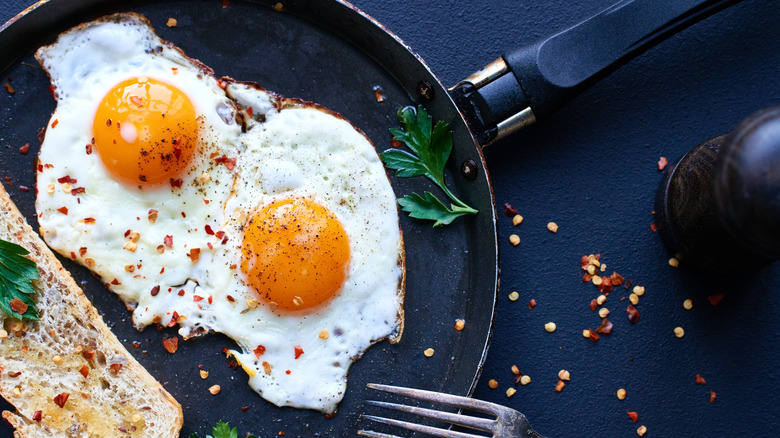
[34,13,404,414]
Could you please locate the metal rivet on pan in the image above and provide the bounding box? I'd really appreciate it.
[416,80,435,100]
[461,159,478,181]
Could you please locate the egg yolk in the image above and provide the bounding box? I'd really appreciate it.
[92,77,198,185]
[241,199,350,312]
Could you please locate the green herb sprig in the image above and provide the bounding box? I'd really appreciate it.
[189,421,256,438]
[0,239,39,320]
[380,105,477,227]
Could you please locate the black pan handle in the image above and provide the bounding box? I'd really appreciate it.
[451,0,744,146]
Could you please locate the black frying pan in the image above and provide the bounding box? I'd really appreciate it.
[0,0,743,436]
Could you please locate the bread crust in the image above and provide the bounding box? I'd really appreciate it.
[0,185,183,437]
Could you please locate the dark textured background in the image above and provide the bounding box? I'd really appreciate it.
[2,0,779,437]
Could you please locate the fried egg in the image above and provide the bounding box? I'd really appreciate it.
[34,13,404,414]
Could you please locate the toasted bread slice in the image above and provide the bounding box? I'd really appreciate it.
[0,185,183,437]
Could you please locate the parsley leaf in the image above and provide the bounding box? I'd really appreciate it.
[208,421,238,438]
[380,105,477,227]
[0,239,39,320]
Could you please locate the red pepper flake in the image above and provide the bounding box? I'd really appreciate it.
[150,285,160,297]
[53,392,69,408]
[650,222,657,232]
[56,176,78,184]
[610,272,624,286]
[109,363,123,373]
[164,235,173,248]
[624,278,633,290]
[214,154,237,170]
[554,380,565,392]
[78,247,87,256]
[710,391,717,403]
[71,187,85,196]
[187,248,201,262]
[582,273,593,282]
[18,185,30,192]
[580,255,590,270]
[57,206,68,215]
[168,311,179,327]
[130,95,144,107]
[79,365,89,378]
[18,143,29,154]
[294,345,304,359]
[595,318,613,334]
[696,374,707,385]
[4,81,14,94]
[241,406,250,412]
[124,229,132,238]
[170,178,183,188]
[226,295,235,303]
[8,371,21,378]
[253,345,266,358]
[110,278,120,285]
[177,289,185,297]
[84,217,95,224]
[247,106,254,118]
[285,370,291,375]
[503,202,519,217]
[205,224,215,235]
[47,84,56,100]
[390,139,403,148]
[173,144,182,160]
[588,329,600,342]
[51,119,59,129]
[32,410,42,423]
[193,295,204,302]
[708,292,725,306]
[589,299,598,311]
[81,350,95,360]
[86,143,93,155]
[658,156,668,170]
[627,411,638,423]
[70,251,77,259]
[163,337,179,353]
[9,298,28,315]
[626,305,640,323]
[528,299,536,309]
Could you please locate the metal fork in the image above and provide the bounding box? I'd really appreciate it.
[358,383,546,438]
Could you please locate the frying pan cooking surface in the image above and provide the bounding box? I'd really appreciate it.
[0,1,497,436]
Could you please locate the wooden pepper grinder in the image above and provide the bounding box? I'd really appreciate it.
[655,106,780,272]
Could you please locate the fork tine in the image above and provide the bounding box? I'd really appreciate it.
[356,430,405,438]
[361,414,487,438]
[365,400,494,432]
[367,383,501,414]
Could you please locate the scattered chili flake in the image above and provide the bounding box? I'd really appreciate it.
[57,175,76,185]
[390,138,403,148]
[110,278,120,285]
[81,350,95,360]
[170,178,183,188]
[588,330,600,342]
[555,380,565,392]
[32,410,42,423]
[650,222,657,232]
[193,295,204,302]
[708,292,724,306]
[53,392,69,408]
[658,156,668,170]
[373,85,385,103]
[627,411,638,423]
[177,289,185,297]
[4,81,14,94]
[18,185,30,192]
[9,298,28,315]
[253,345,266,358]
[294,345,304,359]
[110,363,123,373]
[163,337,179,353]
[610,272,624,286]
[57,206,68,215]
[595,318,613,334]
[215,230,226,239]
[71,187,85,196]
[168,311,179,328]
[262,361,271,374]
[214,154,237,170]
[626,305,640,323]
[150,285,160,297]
[204,224,215,235]
[47,84,56,100]
[241,406,250,412]
[696,374,707,385]
[582,273,593,282]
[589,299,598,311]
[221,0,230,8]
[528,299,536,309]
[86,143,93,154]
[164,235,173,248]
[503,202,519,217]
[710,391,717,403]
[79,365,89,378]
[18,143,29,154]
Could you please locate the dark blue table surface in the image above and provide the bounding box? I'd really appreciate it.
[2,1,779,437]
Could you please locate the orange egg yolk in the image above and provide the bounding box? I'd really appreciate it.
[92,77,198,185]
[241,199,350,312]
